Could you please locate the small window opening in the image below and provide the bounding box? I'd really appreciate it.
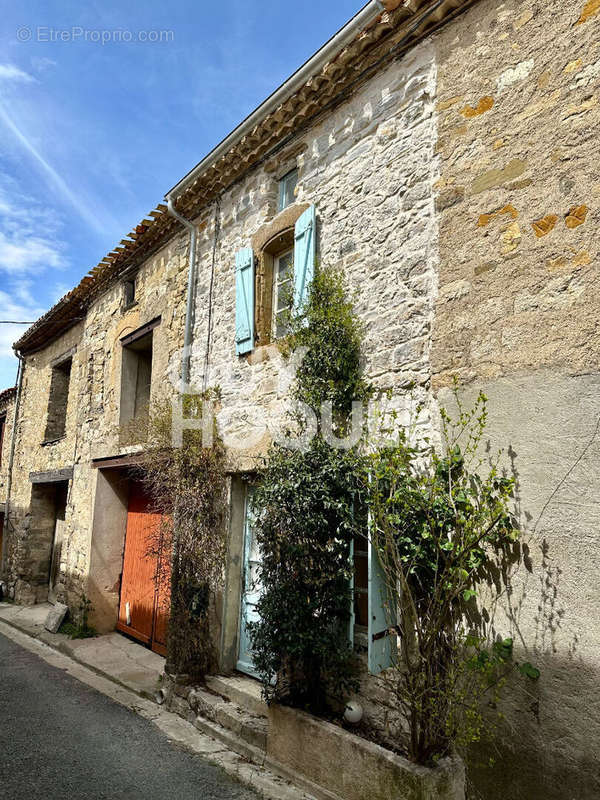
[0,415,6,467]
[124,278,136,308]
[278,168,298,211]
[120,331,153,427]
[272,249,294,339]
[44,358,72,442]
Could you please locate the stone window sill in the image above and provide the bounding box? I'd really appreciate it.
[241,342,279,365]
[41,435,67,447]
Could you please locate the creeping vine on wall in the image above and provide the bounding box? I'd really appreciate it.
[135,393,228,680]
[248,266,370,712]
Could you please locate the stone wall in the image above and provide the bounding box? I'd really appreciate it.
[0,392,16,508]
[188,44,440,463]
[186,43,441,738]
[432,2,600,798]
[5,235,188,612]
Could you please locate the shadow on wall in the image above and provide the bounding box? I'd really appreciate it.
[465,432,599,800]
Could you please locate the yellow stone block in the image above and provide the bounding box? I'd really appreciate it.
[565,205,589,228]
[514,10,534,29]
[576,0,600,25]
[564,59,583,74]
[460,96,495,118]
[502,222,522,254]
[532,215,559,237]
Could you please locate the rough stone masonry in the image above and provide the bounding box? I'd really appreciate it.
[1,2,599,799]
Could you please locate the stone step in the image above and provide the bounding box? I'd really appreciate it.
[185,686,268,751]
[206,673,267,717]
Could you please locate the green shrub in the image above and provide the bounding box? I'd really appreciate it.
[366,387,539,764]
[249,265,369,712]
[248,437,362,711]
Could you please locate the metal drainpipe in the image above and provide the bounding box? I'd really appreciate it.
[166,196,197,389]
[1,349,24,576]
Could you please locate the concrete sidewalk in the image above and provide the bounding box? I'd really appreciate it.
[0,601,164,699]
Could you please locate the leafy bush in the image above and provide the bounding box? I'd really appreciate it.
[366,388,539,764]
[249,438,362,710]
[248,266,369,711]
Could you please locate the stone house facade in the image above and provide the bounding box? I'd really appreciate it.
[0,386,17,574]
[2,1,599,798]
[3,237,188,625]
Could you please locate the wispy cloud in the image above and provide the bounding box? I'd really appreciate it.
[0,63,35,84]
[0,175,67,274]
[0,285,44,361]
[0,101,105,236]
[0,180,65,382]
[0,232,65,272]
[30,57,57,74]
[0,62,107,236]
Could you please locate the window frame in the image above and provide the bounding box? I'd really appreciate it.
[44,355,73,444]
[271,248,294,340]
[119,317,161,431]
[278,168,298,212]
[123,277,137,309]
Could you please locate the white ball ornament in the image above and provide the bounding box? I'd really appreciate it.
[344,700,363,724]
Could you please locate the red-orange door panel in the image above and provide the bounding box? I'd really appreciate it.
[117,482,170,654]
[152,544,171,656]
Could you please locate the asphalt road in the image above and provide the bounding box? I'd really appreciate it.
[0,631,258,800]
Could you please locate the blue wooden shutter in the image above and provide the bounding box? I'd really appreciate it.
[368,533,397,675]
[348,536,355,648]
[293,205,316,315]
[235,247,254,355]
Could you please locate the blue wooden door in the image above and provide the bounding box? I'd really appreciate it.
[237,489,262,677]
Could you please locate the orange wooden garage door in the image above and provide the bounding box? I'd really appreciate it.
[117,482,170,656]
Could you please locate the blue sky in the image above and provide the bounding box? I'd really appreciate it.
[0,0,363,388]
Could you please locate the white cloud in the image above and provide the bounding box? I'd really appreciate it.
[31,57,57,74]
[0,176,67,274]
[0,173,69,384]
[0,285,43,359]
[0,232,65,272]
[0,64,35,84]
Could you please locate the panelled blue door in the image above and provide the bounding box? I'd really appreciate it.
[237,489,262,677]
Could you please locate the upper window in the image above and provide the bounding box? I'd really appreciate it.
[272,249,294,339]
[44,357,72,442]
[0,415,6,467]
[124,278,136,308]
[119,318,161,438]
[278,169,298,211]
[235,204,315,356]
[120,332,153,427]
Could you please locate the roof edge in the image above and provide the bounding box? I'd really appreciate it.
[166,1,386,199]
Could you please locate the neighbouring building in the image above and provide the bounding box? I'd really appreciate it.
[2,1,599,798]
[3,230,188,652]
[0,386,17,575]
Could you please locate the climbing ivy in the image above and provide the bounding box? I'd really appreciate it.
[248,266,369,711]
